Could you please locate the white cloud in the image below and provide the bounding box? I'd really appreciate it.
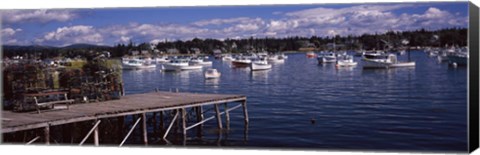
[192,17,264,27]
[36,25,103,46]
[1,9,77,24]
[1,28,23,44]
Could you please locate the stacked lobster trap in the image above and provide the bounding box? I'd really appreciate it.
[2,58,124,112]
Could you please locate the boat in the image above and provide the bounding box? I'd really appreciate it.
[250,58,272,71]
[363,53,415,69]
[231,57,252,67]
[154,56,169,63]
[204,69,221,79]
[447,48,468,66]
[122,59,156,69]
[317,52,337,64]
[189,57,213,65]
[267,54,286,63]
[336,55,357,67]
[222,54,235,61]
[306,52,316,58]
[162,59,203,71]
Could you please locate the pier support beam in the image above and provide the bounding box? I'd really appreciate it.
[44,125,50,145]
[93,124,99,146]
[242,100,249,125]
[214,104,223,129]
[181,108,187,145]
[141,113,148,145]
[224,103,230,128]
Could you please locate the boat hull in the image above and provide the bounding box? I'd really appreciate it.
[232,61,251,67]
[162,64,202,71]
[250,63,272,71]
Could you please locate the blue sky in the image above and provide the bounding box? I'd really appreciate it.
[1,2,469,46]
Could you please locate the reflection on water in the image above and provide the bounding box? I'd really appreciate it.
[122,51,467,151]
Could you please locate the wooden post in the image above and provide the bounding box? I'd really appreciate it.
[214,104,223,129]
[242,100,249,125]
[141,113,148,145]
[117,116,125,144]
[181,108,187,145]
[196,106,204,138]
[44,125,50,145]
[224,103,230,129]
[159,111,164,132]
[93,124,99,146]
[152,112,157,138]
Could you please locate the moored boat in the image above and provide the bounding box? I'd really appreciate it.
[204,69,221,79]
[250,58,272,71]
[363,53,415,69]
[317,52,337,64]
[162,59,203,71]
[122,59,156,69]
[336,55,357,67]
[231,57,252,67]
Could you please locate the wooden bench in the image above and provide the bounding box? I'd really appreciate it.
[24,91,75,114]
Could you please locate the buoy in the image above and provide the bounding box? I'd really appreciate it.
[310,118,316,124]
[452,62,458,68]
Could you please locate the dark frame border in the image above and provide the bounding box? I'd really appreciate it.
[469,2,479,153]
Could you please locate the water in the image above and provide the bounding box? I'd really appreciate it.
[122,51,467,152]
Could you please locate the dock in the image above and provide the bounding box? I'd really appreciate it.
[1,91,248,146]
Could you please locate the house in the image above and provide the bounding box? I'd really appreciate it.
[167,48,179,54]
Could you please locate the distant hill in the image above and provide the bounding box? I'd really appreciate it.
[3,45,58,50]
[2,44,112,50]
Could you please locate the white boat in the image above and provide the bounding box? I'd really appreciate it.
[222,55,234,61]
[122,59,156,69]
[317,52,337,64]
[363,53,415,69]
[231,57,252,67]
[336,55,357,67]
[162,59,203,71]
[204,69,221,79]
[189,57,213,65]
[154,56,169,63]
[250,58,272,71]
[447,48,468,66]
[267,54,286,63]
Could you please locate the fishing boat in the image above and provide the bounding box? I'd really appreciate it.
[222,54,235,61]
[317,52,337,64]
[250,58,272,71]
[122,59,156,69]
[231,57,252,67]
[363,53,415,69]
[162,59,202,71]
[154,56,169,63]
[306,52,316,58]
[336,55,357,67]
[189,57,213,65]
[267,54,286,63]
[204,69,221,79]
[447,48,468,66]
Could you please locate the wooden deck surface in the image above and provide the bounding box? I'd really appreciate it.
[2,91,246,133]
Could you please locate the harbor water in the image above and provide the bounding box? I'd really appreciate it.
[122,51,467,151]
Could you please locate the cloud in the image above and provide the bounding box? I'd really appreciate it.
[35,25,103,46]
[192,17,264,27]
[1,9,77,24]
[1,28,23,44]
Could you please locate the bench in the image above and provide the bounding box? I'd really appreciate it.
[24,91,75,114]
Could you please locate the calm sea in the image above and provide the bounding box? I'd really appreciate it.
[122,51,467,152]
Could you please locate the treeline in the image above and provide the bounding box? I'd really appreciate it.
[2,27,467,59]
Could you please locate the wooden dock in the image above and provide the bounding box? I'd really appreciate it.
[1,91,248,146]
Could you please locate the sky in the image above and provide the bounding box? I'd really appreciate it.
[0,2,469,47]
